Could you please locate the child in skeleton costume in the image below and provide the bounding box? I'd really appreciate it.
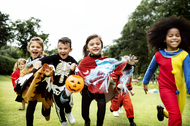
[34,37,77,126]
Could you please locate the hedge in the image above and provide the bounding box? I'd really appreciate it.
[0,55,17,75]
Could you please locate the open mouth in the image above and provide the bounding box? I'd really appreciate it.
[93,49,99,52]
[33,52,38,56]
[61,54,66,57]
[171,41,178,45]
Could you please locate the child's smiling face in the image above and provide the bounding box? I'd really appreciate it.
[57,42,72,59]
[28,41,44,59]
[87,37,102,56]
[165,28,181,51]
[18,61,26,71]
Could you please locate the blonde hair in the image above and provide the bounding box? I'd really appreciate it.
[13,58,27,72]
[27,37,46,57]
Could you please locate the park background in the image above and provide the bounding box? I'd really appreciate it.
[0,0,190,125]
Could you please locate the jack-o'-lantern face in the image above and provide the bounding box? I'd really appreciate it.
[65,75,84,93]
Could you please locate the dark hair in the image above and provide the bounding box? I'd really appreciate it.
[58,37,72,48]
[147,15,190,52]
[83,34,103,57]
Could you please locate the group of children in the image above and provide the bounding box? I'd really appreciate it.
[11,15,190,126]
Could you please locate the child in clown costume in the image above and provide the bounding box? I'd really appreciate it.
[143,15,190,126]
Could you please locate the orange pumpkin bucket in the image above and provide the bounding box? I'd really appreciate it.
[65,75,84,93]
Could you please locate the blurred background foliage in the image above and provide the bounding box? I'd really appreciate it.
[0,0,189,75]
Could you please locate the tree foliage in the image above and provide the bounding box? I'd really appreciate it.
[102,0,190,75]
[12,17,49,58]
[0,12,14,48]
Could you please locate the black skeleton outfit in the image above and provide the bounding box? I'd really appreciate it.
[39,54,78,123]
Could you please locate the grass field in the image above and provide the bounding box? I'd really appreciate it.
[0,75,190,126]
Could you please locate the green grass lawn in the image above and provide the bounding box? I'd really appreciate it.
[0,75,190,126]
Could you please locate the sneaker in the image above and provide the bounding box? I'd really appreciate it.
[157,105,164,121]
[118,107,123,113]
[130,122,136,126]
[163,108,169,118]
[65,112,75,125]
[61,121,67,126]
[113,111,119,117]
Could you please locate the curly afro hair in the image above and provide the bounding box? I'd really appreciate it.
[147,15,190,52]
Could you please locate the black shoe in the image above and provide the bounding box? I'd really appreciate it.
[157,105,164,121]
[84,120,90,126]
[130,122,136,126]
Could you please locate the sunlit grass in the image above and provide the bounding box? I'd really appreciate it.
[0,75,190,126]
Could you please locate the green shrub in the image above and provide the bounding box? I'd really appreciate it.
[0,55,17,75]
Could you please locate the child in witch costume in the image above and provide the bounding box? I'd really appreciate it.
[11,58,26,110]
[34,37,77,126]
[143,16,190,126]
[14,37,52,126]
[75,34,138,126]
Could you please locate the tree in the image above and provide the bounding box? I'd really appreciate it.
[102,0,190,75]
[12,17,49,58]
[0,11,14,48]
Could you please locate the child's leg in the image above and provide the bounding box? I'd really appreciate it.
[21,100,25,109]
[110,94,122,111]
[26,100,37,126]
[53,94,68,123]
[160,89,182,126]
[122,92,135,126]
[96,94,106,126]
[42,103,51,121]
[123,92,134,119]
[82,95,93,124]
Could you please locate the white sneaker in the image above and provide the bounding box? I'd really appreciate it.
[61,121,67,126]
[113,111,119,117]
[118,107,123,113]
[65,112,75,125]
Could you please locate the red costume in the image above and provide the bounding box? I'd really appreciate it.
[110,76,134,119]
[11,69,20,88]
[143,48,190,126]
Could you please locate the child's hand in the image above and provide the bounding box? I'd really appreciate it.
[130,90,135,96]
[117,84,122,89]
[144,84,148,94]
[127,54,138,65]
[132,79,138,83]
[70,63,77,71]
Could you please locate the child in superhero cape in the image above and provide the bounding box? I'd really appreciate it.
[34,37,77,126]
[11,58,26,110]
[142,16,190,126]
[75,34,138,126]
